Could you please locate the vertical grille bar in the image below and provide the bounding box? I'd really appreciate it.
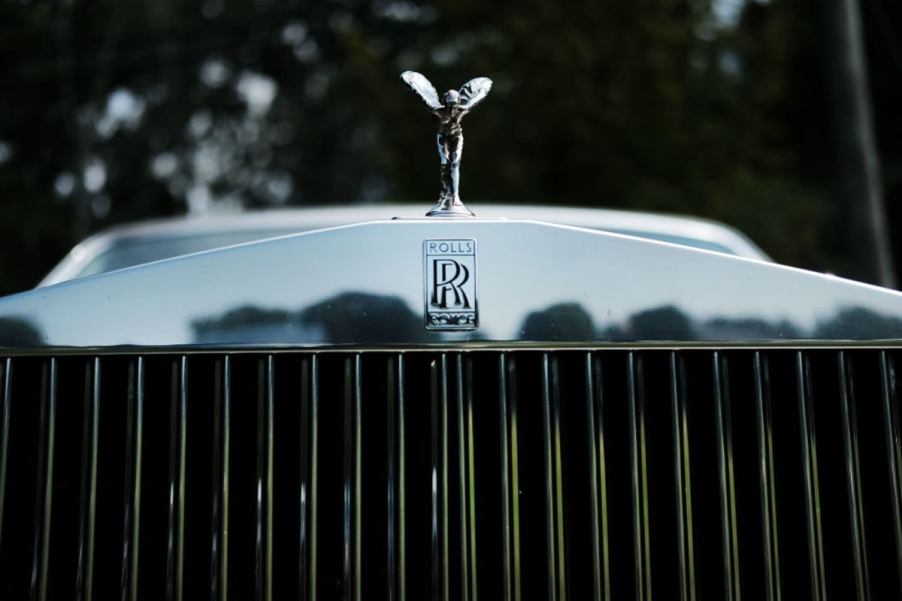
[499,353,521,601]
[300,355,319,600]
[398,355,407,601]
[455,355,478,601]
[880,352,902,594]
[713,353,741,601]
[167,357,187,601]
[584,353,610,601]
[0,358,11,549]
[211,356,231,601]
[670,353,696,601]
[121,357,144,601]
[541,353,567,601]
[387,354,406,601]
[30,358,56,601]
[76,358,100,601]
[344,354,362,601]
[455,355,469,601]
[387,357,397,601]
[464,356,478,600]
[796,351,827,601]
[627,352,652,601]
[431,355,449,601]
[256,357,275,601]
[753,352,781,601]
[309,355,319,599]
[838,352,871,600]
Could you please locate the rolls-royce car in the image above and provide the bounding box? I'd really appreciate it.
[2,201,902,601]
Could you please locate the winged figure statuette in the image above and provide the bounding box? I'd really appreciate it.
[400,71,493,217]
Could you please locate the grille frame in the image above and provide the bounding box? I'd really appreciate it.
[1,348,901,600]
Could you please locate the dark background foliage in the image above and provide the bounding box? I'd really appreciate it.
[0,0,900,295]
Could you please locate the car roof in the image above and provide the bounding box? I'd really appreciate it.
[40,204,770,286]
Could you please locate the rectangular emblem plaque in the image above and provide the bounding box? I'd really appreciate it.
[423,239,478,330]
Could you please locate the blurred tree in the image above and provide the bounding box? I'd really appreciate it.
[0,0,895,295]
[824,0,895,287]
[861,0,902,284]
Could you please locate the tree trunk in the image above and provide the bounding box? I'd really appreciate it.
[827,0,896,287]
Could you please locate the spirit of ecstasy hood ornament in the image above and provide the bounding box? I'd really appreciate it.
[400,71,492,217]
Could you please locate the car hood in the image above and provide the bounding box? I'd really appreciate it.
[1,218,901,350]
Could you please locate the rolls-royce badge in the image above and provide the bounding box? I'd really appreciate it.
[424,239,477,330]
[400,71,492,217]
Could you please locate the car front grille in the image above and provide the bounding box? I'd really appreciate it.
[0,349,900,600]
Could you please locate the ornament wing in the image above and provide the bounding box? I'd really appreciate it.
[401,71,443,111]
[458,77,492,110]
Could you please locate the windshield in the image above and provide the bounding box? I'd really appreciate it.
[69,225,741,282]
[76,230,299,278]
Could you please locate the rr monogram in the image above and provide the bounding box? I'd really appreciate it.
[423,239,478,331]
[432,259,471,309]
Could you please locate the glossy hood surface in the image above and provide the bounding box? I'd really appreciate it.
[1,218,902,350]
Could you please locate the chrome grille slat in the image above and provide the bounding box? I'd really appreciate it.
[838,352,870,600]
[0,358,11,551]
[880,351,902,595]
[584,352,610,601]
[541,353,567,601]
[255,356,274,601]
[0,349,900,599]
[299,355,316,600]
[386,354,405,601]
[498,353,521,601]
[308,355,319,600]
[713,352,741,601]
[753,351,782,601]
[670,352,696,601]
[455,355,478,601]
[120,357,144,601]
[430,355,449,601]
[166,357,186,601]
[76,358,99,601]
[343,354,362,601]
[31,358,56,601]
[797,351,827,601]
[211,356,230,601]
[627,352,652,601]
